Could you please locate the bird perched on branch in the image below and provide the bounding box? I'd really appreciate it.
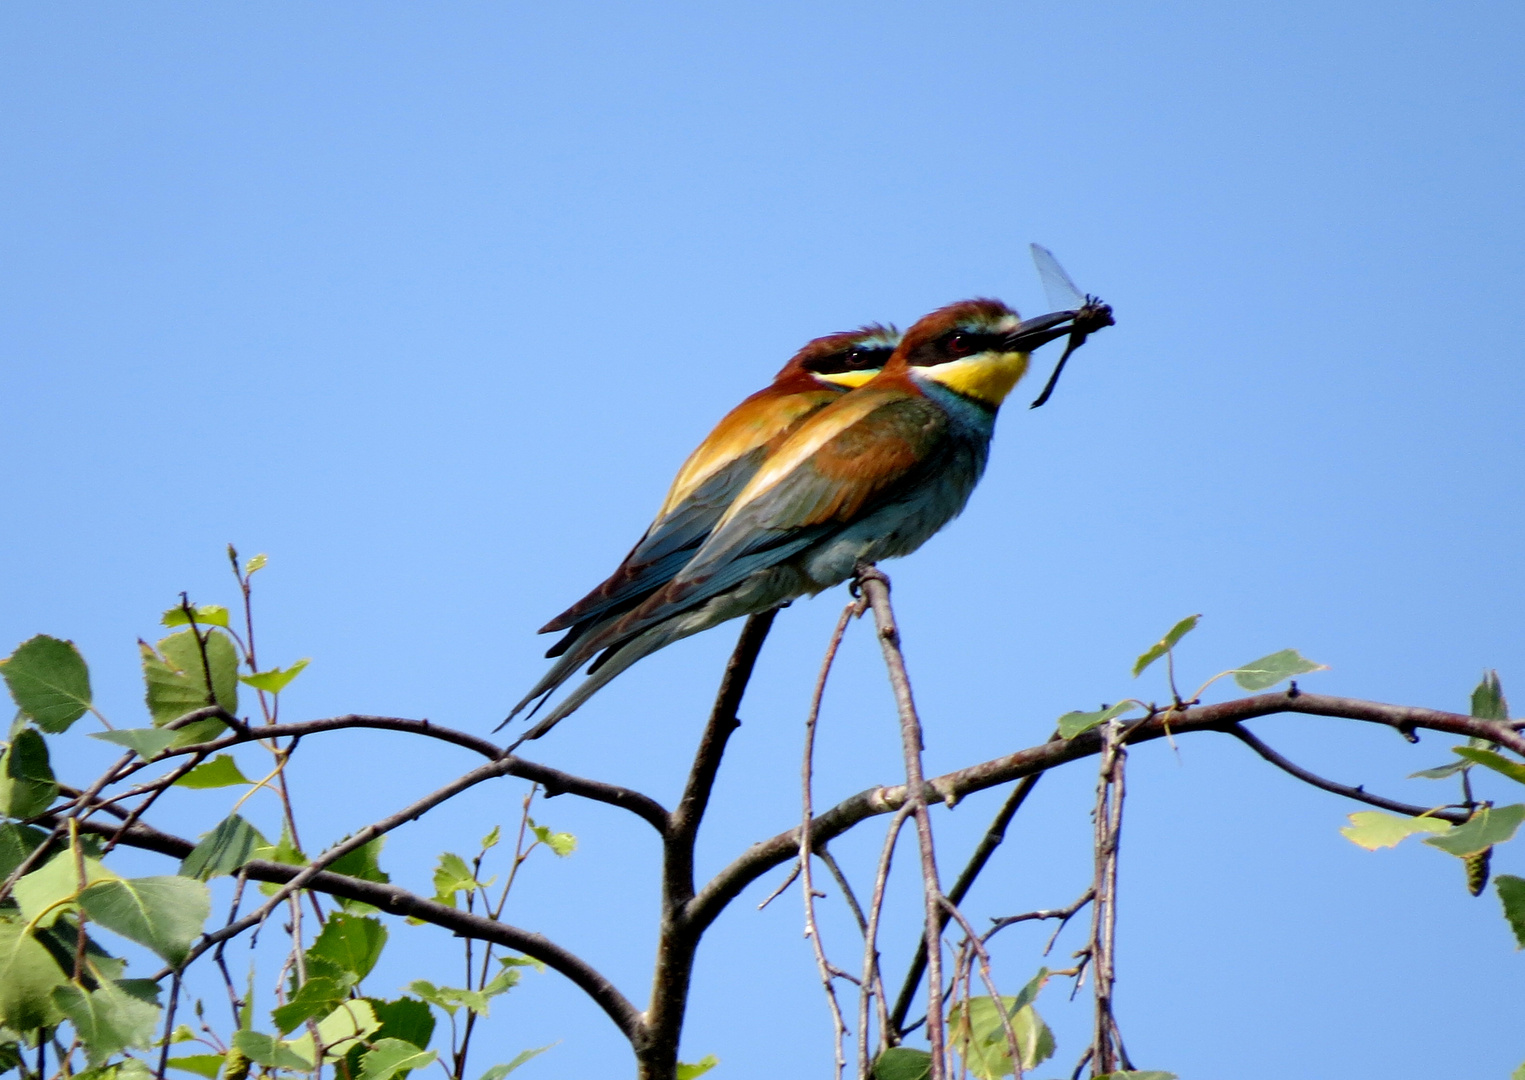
[507,298,1106,742]
[502,325,901,726]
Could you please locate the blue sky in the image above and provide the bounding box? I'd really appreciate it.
[3,2,1523,1077]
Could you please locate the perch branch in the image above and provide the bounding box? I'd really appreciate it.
[856,565,948,1077]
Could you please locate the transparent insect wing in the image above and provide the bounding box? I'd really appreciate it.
[1029,243,1086,310]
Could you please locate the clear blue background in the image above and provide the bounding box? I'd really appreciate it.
[3,2,1523,1077]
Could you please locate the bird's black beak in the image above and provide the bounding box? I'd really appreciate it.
[1002,310,1077,353]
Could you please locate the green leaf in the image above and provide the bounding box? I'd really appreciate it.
[528,819,576,857]
[480,825,501,850]
[1472,670,1509,721]
[327,836,389,912]
[0,823,50,881]
[160,606,231,630]
[15,850,116,928]
[1408,761,1469,780]
[165,1055,225,1078]
[1058,701,1139,740]
[232,1030,313,1071]
[1496,874,1525,949]
[1425,805,1525,858]
[78,876,211,965]
[872,1047,932,1080]
[476,1046,553,1080]
[90,727,179,762]
[359,1039,437,1080]
[173,755,252,790]
[1,636,93,733]
[244,554,268,575]
[1452,747,1525,786]
[53,981,160,1066]
[180,814,268,882]
[675,1055,718,1080]
[0,914,67,1031]
[1340,811,1451,850]
[355,998,435,1071]
[307,912,387,984]
[271,977,346,1035]
[141,630,238,727]
[0,726,58,819]
[327,836,389,884]
[948,995,1055,1078]
[285,999,379,1064]
[407,979,505,1017]
[432,853,477,906]
[1231,649,1327,692]
[238,660,310,696]
[1132,615,1199,678]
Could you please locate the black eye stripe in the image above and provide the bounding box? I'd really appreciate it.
[912,331,1004,366]
[806,345,894,375]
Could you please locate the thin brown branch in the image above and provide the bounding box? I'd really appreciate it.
[940,898,1024,1080]
[861,806,912,1073]
[802,600,859,1080]
[857,565,947,1078]
[168,756,514,966]
[1225,723,1471,823]
[153,713,670,832]
[890,769,1046,1035]
[1087,723,1127,1075]
[984,887,1095,949]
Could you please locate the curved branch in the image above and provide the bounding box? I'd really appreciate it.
[1223,723,1471,824]
[688,690,1519,931]
[56,813,647,1046]
[154,714,671,833]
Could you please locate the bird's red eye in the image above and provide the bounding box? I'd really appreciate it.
[845,350,868,368]
[946,333,972,357]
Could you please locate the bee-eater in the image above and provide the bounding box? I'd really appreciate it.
[509,298,1108,741]
[503,325,902,726]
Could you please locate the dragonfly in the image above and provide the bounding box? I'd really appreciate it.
[1024,243,1115,408]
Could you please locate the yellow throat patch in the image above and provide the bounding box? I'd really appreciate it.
[919,350,1031,407]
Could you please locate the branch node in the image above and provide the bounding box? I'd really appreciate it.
[1286,680,1301,699]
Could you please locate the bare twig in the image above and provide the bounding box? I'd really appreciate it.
[802,599,861,1079]
[985,887,1095,953]
[941,898,1024,1080]
[891,767,1047,1035]
[1086,723,1129,1075]
[857,565,948,1078]
[861,806,913,1073]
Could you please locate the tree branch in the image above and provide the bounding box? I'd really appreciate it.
[145,714,671,833]
[689,690,1519,933]
[890,769,1046,1035]
[54,813,646,1045]
[1224,723,1471,824]
[857,566,947,1076]
[644,611,776,1079]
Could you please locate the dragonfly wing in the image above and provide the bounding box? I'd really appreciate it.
[1030,243,1086,311]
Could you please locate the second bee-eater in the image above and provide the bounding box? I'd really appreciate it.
[509,297,1108,741]
[504,325,902,726]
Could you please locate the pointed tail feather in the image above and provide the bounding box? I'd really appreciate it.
[504,622,690,750]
